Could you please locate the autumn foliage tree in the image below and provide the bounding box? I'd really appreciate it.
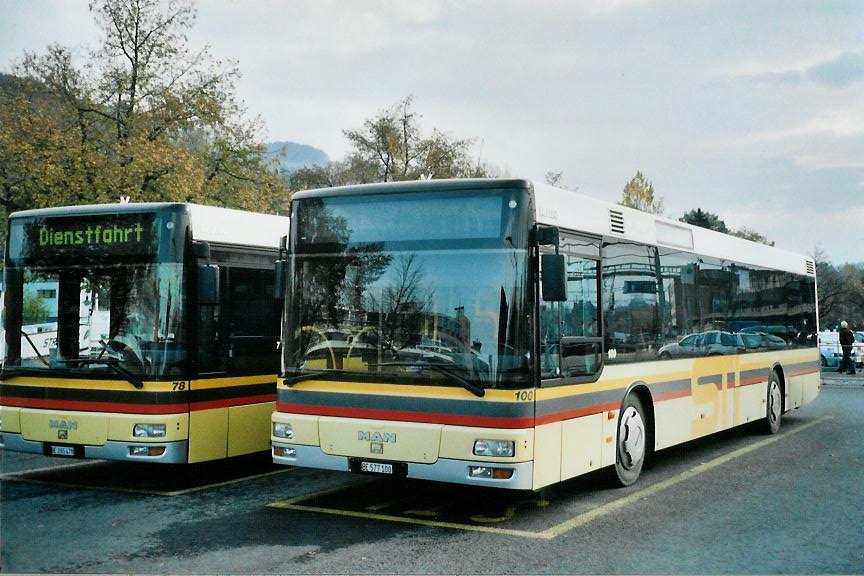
[620,171,664,215]
[288,96,494,192]
[0,0,285,220]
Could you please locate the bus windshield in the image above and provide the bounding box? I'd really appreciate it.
[284,189,532,389]
[4,263,186,380]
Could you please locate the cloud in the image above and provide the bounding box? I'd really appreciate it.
[736,52,864,88]
[806,52,864,87]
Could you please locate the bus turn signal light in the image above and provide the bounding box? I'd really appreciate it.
[129,446,165,457]
[469,466,514,480]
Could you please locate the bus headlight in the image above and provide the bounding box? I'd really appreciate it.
[133,423,166,438]
[273,422,294,439]
[473,439,515,457]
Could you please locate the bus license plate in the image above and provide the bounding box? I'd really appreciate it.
[50,445,77,457]
[360,461,393,475]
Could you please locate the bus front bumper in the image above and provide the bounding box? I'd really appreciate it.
[272,442,534,490]
[0,432,188,463]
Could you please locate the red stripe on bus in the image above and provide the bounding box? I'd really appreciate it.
[1,396,188,414]
[275,402,535,429]
[653,389,693,401]
[786,367,820,377]
[534,402,620,426]
[2,394,276,414]
[190,394,276,411]
[737,377,767,387]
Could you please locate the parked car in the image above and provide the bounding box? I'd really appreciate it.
[740,332,789,351]
[818,330,864,368]
[658,330,743,359]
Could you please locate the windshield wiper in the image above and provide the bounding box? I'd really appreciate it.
[370,361,485,397]
[283,369,352,387]
[56,358,144,390]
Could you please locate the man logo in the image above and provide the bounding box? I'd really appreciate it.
[58,429,68,440]
[357,431,396,443]
[49,419,78,431]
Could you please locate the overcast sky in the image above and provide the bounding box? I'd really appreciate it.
[3,0,863,264]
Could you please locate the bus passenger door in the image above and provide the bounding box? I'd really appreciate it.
[539,235,604,486]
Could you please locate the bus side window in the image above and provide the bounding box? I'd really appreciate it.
[560,256,601,377]
[540,250,601,381]
[224,267,279,375]
[539,300,561,378]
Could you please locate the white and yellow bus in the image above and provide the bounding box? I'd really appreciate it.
[271,179,819,489]
[1,202,288,463]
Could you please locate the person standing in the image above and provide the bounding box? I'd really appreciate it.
[838,321,857,375]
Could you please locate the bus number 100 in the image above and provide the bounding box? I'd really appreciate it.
[514,391,534,401]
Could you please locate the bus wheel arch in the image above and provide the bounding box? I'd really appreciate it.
[611,384,654,487]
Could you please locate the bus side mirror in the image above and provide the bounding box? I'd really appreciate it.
[541,253,567,302]
[534,225,560,247]
[198,264,220,305]
[274,259,289,299]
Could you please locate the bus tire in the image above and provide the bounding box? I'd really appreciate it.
[612,394,647,487]
[762,370,782,435]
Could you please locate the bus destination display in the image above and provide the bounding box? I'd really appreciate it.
[18,213,158,261]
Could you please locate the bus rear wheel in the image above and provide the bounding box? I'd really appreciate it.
[762,371,782,435]
[613,394,647,487]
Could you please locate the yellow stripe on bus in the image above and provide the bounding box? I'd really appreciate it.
[284,379,523,402]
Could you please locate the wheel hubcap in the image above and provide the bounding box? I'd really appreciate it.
[768,381,781,424]
[619,407,645,469]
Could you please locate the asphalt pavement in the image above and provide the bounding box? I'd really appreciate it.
[820,367,863,387]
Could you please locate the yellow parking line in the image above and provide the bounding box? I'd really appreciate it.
[160,467,295,497]
[270,500,543,538]
[0,459,104,479]
[538,416,829,539]
[0,475,176,496]
[269,416,830,539]
[1,463,295,496]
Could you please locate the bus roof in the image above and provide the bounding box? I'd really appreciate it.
[290,178,530,200]
[9,202,289,250]
[290,179,813,278]
[531,181,814,278]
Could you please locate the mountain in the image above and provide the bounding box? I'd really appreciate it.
[265,141,329,174]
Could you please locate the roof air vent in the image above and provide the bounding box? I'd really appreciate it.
[609,209,625,235]
[805,260,815,275]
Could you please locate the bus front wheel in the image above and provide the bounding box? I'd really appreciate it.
[613,394,647,487]
[762,371,782,435]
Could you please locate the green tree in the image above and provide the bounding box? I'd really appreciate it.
[813,247,864,328]
[620,171,664,215]
[0,0,286,215]
[22,294,50,325]
[730,226,775,246]
[285,96,496,194]
[679,208,729,233]
[679,209,775,246]
[341,96,488,184]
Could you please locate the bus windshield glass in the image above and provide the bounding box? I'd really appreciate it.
[284,188,532,389]
[3,211,186,380]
